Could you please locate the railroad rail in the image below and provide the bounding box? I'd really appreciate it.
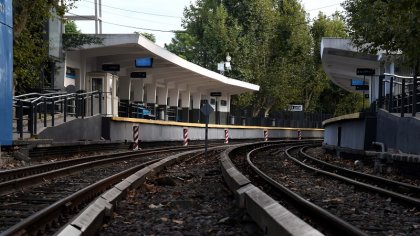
[233,143,420,235]
[299,146,420,200]
[246,144,365,236]
[0,144,214,235]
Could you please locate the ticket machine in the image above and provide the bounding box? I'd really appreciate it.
[85,72,119,117]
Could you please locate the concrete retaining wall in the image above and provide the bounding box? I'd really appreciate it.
[38,115,102,141]
[377,110,420,154]
[106,118,324,142]
[323,112,376,151]
[36,116,324,142]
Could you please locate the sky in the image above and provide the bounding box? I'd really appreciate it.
[69,0,345,47]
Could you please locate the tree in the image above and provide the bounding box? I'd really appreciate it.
[63,21,103,50]
[12,0,80,93]
[310,12,364,115]
[167,0,312,116]
[135,32,156,43]
[343,0,420,74]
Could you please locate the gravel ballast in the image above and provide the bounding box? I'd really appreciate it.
[99,150,262,235]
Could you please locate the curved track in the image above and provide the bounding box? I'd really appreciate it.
[239,143,420,235]
[0,145,212,235]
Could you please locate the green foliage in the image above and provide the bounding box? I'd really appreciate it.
[343,0,420,68]
[12,0,80,93]
[165,0,364,117]
[135,32,156,43]
[310,12,363,115]
[65,21,80,34]
[63,20,103,51]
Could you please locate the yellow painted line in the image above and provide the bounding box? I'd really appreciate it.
[322,113,361,126]
[111,117,324,131]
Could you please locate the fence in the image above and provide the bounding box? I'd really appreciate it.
[13,91,104,138]
[229,106,331,128]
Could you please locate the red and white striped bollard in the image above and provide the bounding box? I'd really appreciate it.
[264,129,268,142]
[133,125,139,150]
[224,129,229,144]
[183,128,188,146]
[298,130,302,140]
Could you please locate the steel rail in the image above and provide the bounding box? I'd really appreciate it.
[246,144,367,236]
[1,158,161,236]
[0,145,204,182]
[285,146,420,207]
[300,146,420,194]
[0,145,206,196]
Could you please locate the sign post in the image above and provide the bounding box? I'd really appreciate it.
[356,68,375,110]
[201,102,214,158]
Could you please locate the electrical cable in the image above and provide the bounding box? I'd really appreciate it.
[65,12,185,33]
[73,1,180,27]
[79,0,182,18]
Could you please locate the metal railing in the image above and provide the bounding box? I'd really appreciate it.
[13,91,104,138]
[375,76,420,117]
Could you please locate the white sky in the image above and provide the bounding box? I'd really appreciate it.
[69,0,345,47]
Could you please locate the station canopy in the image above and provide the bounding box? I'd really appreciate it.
[77,34,259,95]
[321,38,380,93]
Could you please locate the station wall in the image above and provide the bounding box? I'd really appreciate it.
[377,110,420,154]
[37,116,323,142]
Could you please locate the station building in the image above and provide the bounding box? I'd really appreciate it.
[56,34,259,125]
[321,38,420,155]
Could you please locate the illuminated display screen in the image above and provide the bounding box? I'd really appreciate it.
[135,57,153,68]
[351,79,365,86]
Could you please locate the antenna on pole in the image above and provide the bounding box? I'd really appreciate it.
[65,0,103,34]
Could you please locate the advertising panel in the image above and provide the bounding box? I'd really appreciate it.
[0,0,13,145]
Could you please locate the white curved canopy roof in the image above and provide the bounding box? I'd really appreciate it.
[321,38,380,93]
[78,34,259,95]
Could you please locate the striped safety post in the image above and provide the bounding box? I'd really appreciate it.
[298,129,302,140]
[183,128,188,146]
[133,125,139,150]
[264,129,268,142]
[224,129,229,144]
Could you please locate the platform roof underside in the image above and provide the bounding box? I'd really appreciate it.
[321,38,380,93]
[77,34,259,95]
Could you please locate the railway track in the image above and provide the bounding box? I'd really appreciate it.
[238,143,420,235]
[299,146,420,201]
[0,144,215,235]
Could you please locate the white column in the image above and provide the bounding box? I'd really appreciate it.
[131,79,144,102]
[168,88,179,107]
[145,83,156,103]
[192,92,201,109]
[180,91,190,108]
[118,76,130,100]
[156,86,168,105]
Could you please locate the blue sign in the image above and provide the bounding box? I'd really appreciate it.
[0,0,13,145]
[351,79,365,86]
[135,57,153,68]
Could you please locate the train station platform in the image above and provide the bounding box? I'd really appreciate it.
[34,115,324,143]
[323,109,420,155]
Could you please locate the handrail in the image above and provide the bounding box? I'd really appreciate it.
[12,91,105,138]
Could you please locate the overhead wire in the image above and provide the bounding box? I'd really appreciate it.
[79,0,182,18]
[65,12,185,33]
[73,1,181,27]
